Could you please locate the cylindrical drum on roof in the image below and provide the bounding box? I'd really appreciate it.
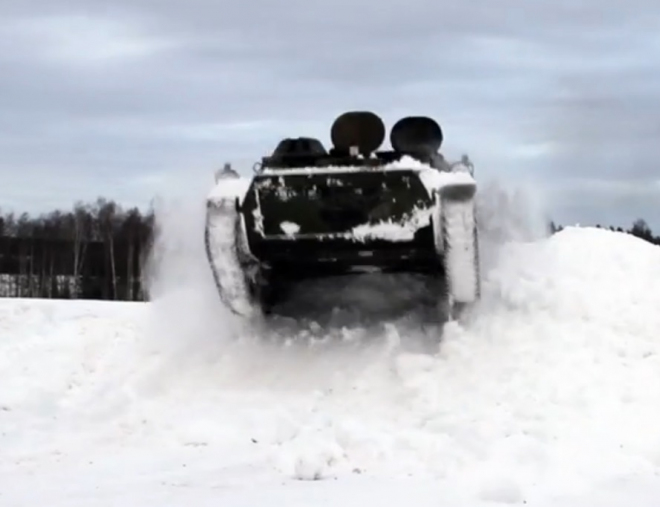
[390,116,443,154]
[330,111,386,155]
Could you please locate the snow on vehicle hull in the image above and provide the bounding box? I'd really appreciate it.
[203,111,481,324]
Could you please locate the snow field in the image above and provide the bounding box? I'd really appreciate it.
[2,183,660,505]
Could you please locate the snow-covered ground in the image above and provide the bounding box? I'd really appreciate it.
[2,185,660,506]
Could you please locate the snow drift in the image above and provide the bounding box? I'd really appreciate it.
[2,180,660,506]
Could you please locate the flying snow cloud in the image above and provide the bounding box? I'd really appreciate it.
[0,0,659,228]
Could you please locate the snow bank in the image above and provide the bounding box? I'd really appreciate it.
[3,179,660,505]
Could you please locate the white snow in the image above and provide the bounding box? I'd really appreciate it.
[3,185,660,506]
[206,157,474,206]
[205,201,255,316]
[442,197,479,302]
[255,154,477,198]
[350,206,434,242]
[279,221,300,236]
[207,175,251,203]
[351,219,418,241]
[417,164,475,193]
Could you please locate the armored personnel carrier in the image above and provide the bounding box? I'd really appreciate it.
[204,111,480,322]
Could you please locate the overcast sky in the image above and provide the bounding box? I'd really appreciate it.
[1,1,659,229]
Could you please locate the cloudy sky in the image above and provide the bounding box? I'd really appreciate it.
[1,0,659,229]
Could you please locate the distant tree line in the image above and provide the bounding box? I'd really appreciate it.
[0,197,657,302]
[0,198,154,300]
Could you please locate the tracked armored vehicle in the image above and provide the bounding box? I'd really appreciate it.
[204,111,480,322]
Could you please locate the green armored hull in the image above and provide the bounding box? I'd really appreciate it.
[204,111,480,322]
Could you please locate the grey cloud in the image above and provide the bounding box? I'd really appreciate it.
[0,0,659,230]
